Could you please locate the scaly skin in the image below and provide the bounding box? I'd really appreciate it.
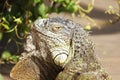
[56,25,111,80]
[10,17,74,80]
[10,17,111,80]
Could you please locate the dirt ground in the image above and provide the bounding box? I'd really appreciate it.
[1,0,120,80]
[92,32,120,80]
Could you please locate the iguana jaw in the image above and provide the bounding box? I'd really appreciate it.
[50,44,74,68]
[62,40,74,68]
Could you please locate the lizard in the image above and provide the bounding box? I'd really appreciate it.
[10,17,111,80]
[55,23,111,80]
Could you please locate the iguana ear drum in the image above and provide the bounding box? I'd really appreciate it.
[53,53,68,66]
[50,47,69,67]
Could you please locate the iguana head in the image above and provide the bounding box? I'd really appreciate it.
[34,17,75,67]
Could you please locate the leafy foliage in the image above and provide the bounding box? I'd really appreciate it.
[105,0,120,24]
[0,0,94,62]
[0,0,94,39]
[1,50,19,62]
[0,74,3,80]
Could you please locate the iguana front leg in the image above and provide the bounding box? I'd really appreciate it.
[10,34,41,80]
[10,55,41,80]
[56,58,111,80]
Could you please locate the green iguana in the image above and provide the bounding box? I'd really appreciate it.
[10,17,111,80]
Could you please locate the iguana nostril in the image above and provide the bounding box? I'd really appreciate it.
[53,53,68,66]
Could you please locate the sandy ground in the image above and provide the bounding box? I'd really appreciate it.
[92,33,120,80]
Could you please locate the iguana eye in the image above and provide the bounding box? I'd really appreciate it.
[52,26,62,33]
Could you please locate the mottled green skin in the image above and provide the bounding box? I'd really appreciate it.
[56,23,111,80]
[10,17,111,80]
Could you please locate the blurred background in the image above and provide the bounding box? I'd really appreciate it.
[0,0,120,80]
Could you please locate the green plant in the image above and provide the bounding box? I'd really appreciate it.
[0,0,95,63]
[105,0,120,24]
[0,74,3,80]
[1,50,19,63]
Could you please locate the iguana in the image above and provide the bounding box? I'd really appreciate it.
[10,17,111,80]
